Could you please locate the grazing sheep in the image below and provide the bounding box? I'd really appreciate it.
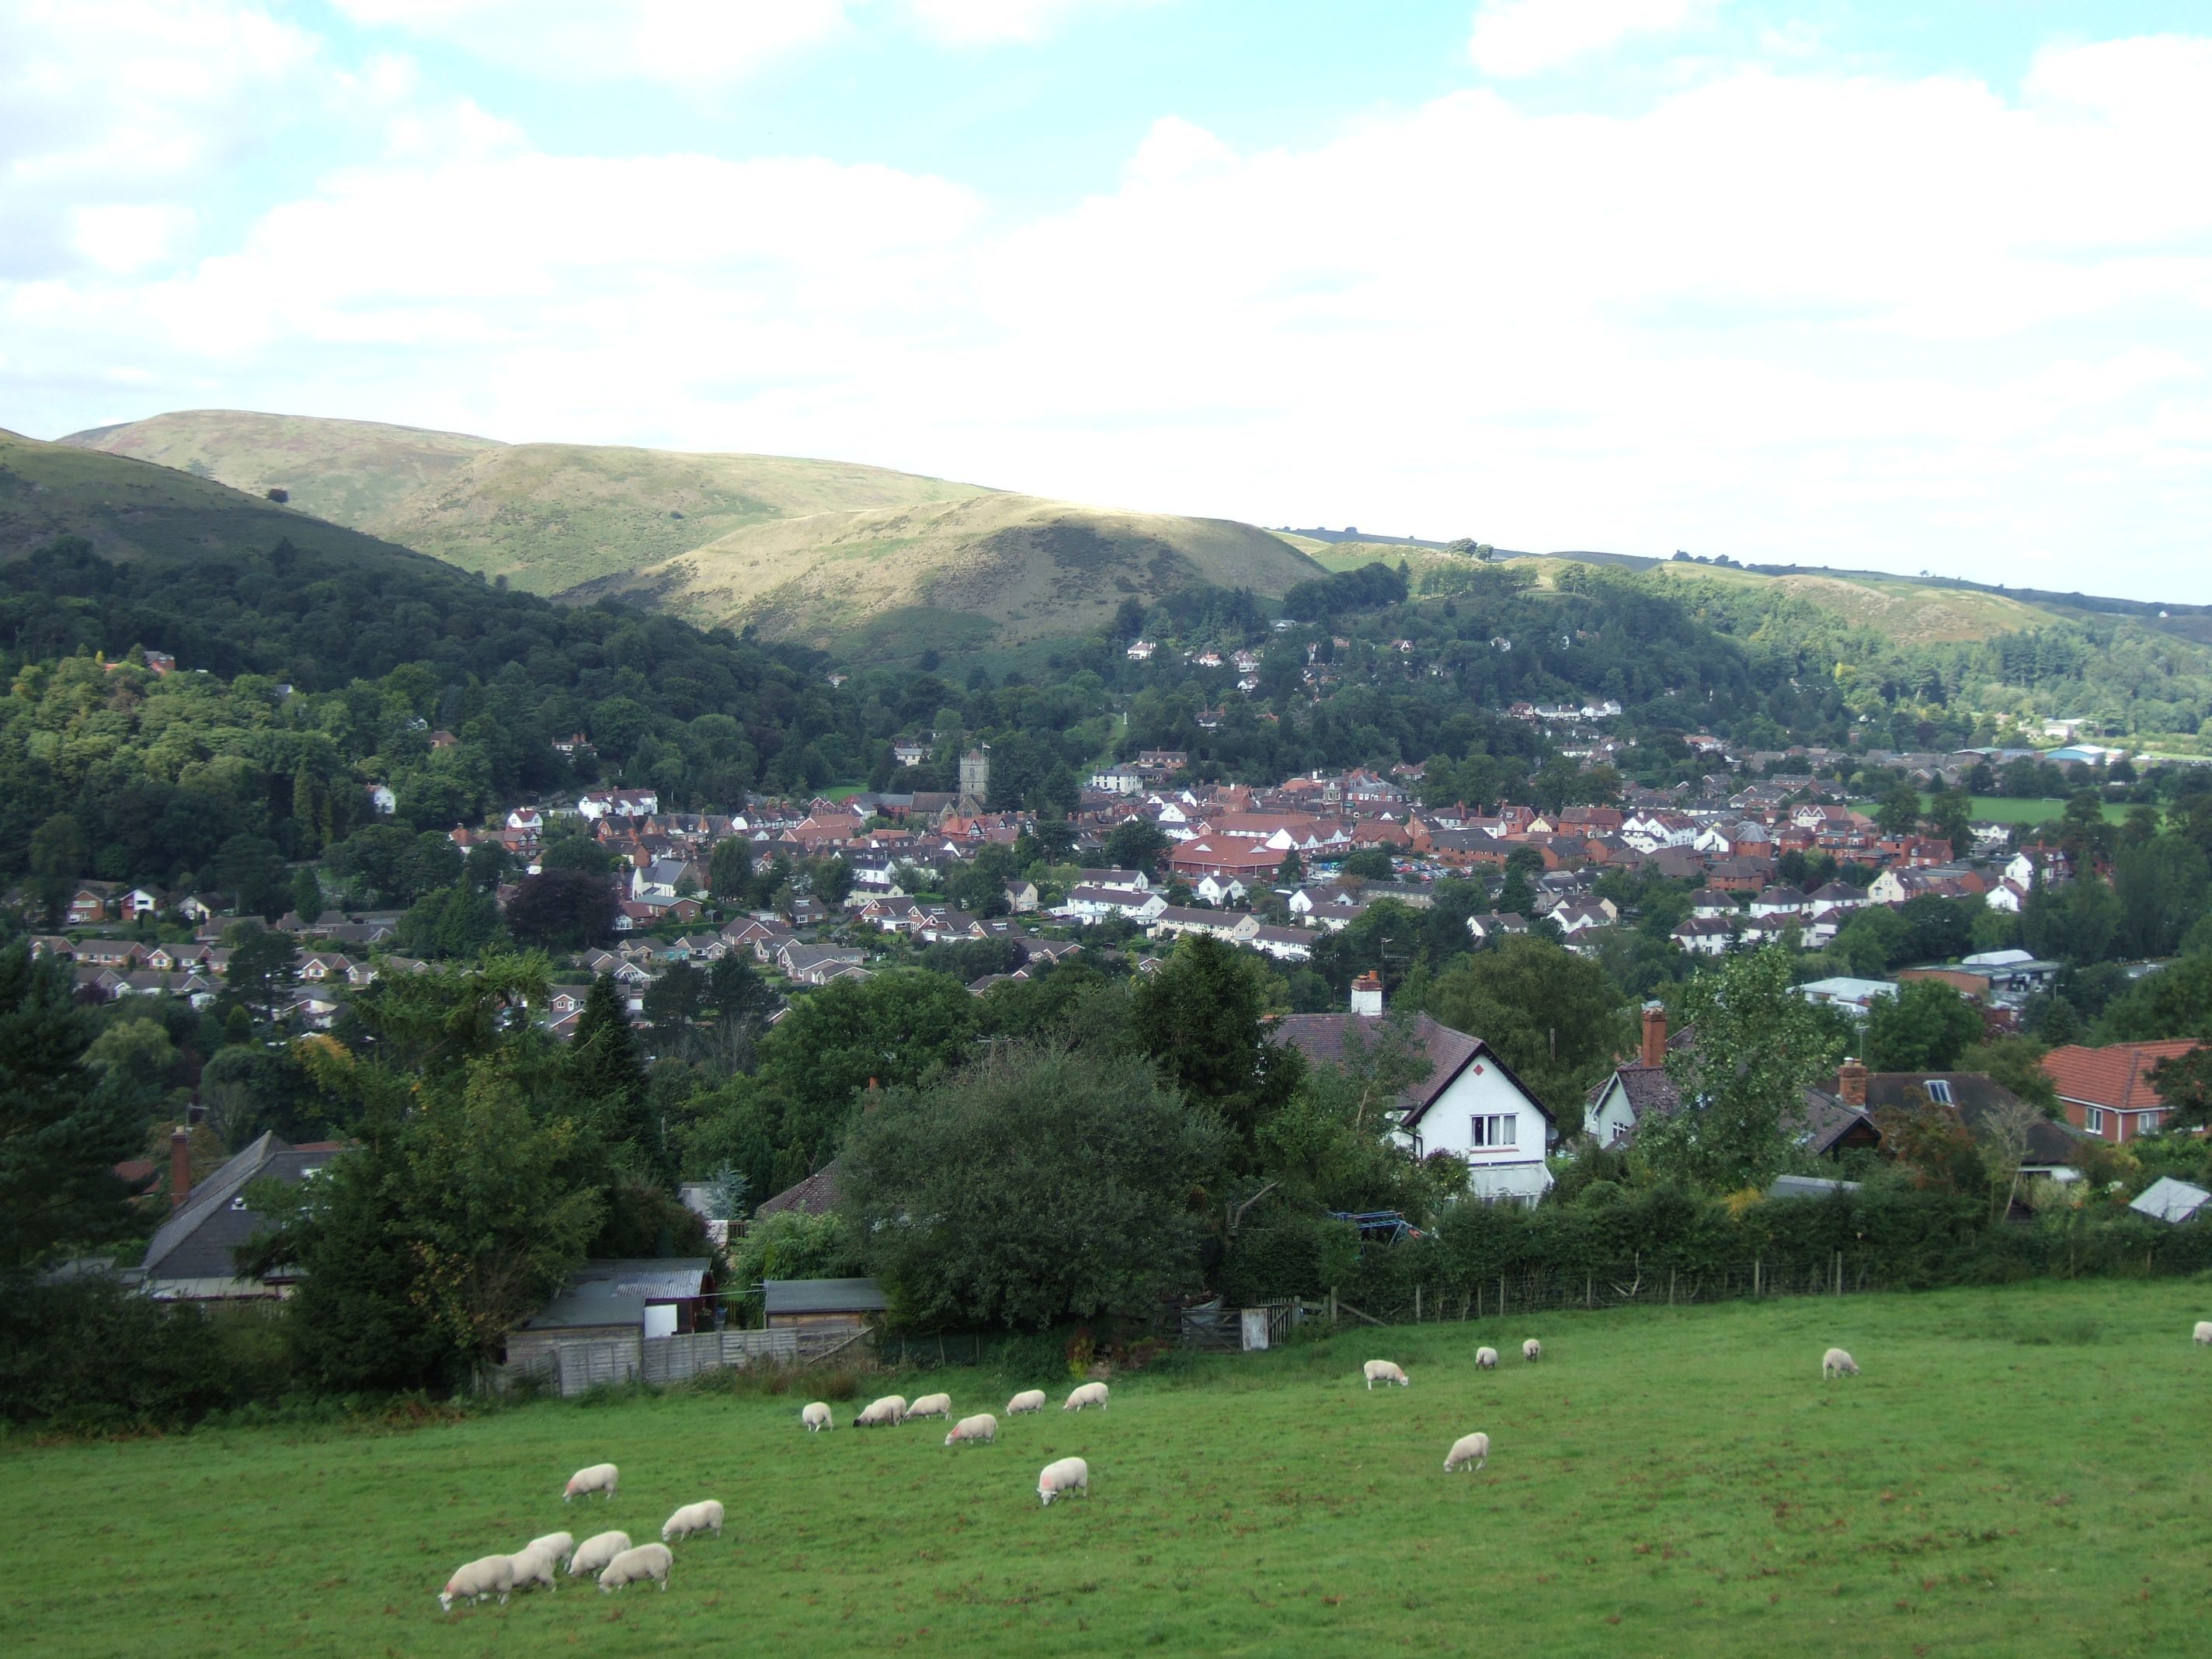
[1822,1346,1859,1379]
[597,1542,673,1595]
[1007,1389,1047,1415]
[802,1400,833,1432]
[944,1413,997,1447]
[1064,1381,1110,1411]
[1522,1338,1542,1363]
[438,1553,514,1612]
[1475,1347,1498,1370]
[906,1393,953,1421]
[525,1532,576,1573]
[663,1501,725,1543]
[855,1395,908,1428]
[1363,1360,1409,1390]
[563,1462,619,1503]
[568,1532,631,1578]
[1443,1431,1490,1473]
[506,1546,560,1595]
[2195,1320,2212,1346]
[1038,1456,1090,1507]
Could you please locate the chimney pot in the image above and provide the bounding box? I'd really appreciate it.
[1838,1058,1869,1108]
[1640,1003,1668,1069]
[169,1125,191,1210]
[1350,970,1384,1017]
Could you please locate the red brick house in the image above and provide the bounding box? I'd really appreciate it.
[2041,1041,2200,1143]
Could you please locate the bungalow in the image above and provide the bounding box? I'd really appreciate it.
[1465,912,1529,946]
[140,1131,346,1300]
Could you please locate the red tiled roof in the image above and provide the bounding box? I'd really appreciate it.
[2040,1041,2200,1112]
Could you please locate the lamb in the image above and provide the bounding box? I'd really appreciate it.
[1475,1347,1498,1370]
[438,1553,514,1612]
[597,1542,673,1594]
[1822,1346,1859,1379]
[1007,1389,1047,1415]
[1363,1360,1409,1390]
[563,1462,619,1503]
[662,1500,725,1543]
[855,1395,908,1427]
[1443,1431,1491,1473]
[802,1401,833,1432]
[568,1532,631,1578]
[1038,1456,1090,1507]
[506,1546,561,1595]
[2195,1320,2212,1346]
[525,1532,576,1574]
[944,1413,998,1447]
[906,1393,953,1421]
[1064,1381,1109,1411]
[1522,1338,1542,1363]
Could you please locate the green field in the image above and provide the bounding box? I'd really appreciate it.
[1960,795,2134,826]
[9,1279,2207,1656]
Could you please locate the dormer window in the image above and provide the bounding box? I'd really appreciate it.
[1924,1080,1953,1104]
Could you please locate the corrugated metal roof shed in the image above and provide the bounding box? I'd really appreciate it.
[762,1278,889,1316]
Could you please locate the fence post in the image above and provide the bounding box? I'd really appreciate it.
[1414,1285,1421,1323]
[1499,1276,1507,1316]
[1754,1257,1762,1299]
[1330,1287,1338,1325]
[1668,1268,1676,1306]
[1833,1251,1842,1296]
[1585,1274,1592,1309]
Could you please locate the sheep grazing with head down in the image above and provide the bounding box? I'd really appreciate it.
[1822,1347,1859,1379]
[855,1395,907,1427]
[1038,1456,1090,1507]
[663,1501,725,1543]
[525,1532,576,1574]
[1522,1338,1542,1363]
[906,1393,953,1421]
[564,1462,618,1503]
[597,1542,673,1594]
[1443,1431,1490,1473]
[568,1532,631,1578]
[1064,1382,1109,1411]
[1007,1389,1047,1415]
[2195,1320,2212,1346]
[506,1546,561,1595]
[438,1553,514,1612]
[1363,1360,1408,1390]
[1475,1347,1498,1370]
[802,1400,833,1432]
[944,1413,997,1447]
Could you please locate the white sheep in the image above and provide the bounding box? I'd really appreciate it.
[855,1395,908,1427]
[2194,1320,2212,1346]
[1443,1431,1490,1473]
[597,1542,673,1594]
[1822,1346,1859,1379]
[438,1553,514,1612]
[802,1401,833,1432]
[1475,1347,1498,1370]
[1522,1338,1542,1363]
[906,1392,953,1421]
[506,1546,560,1595]
[662,1500,725,1543]
[1363,1360,1408,1390]
[568,1532,631,1578]
[1064,1382,1109,1411]
[944,1413,997,1446]
[563,1462,618,1503]
[1038,1456,1090,1507]
[525,1532,576,1574]
[1007,1389,1047,1415]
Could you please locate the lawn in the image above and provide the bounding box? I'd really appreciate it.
[1958,795,2134,826]
[9,1279,2209,1657]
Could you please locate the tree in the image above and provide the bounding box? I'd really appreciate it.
[213,833,290,919]
[506,868,618,949]
[1103,820,1170,877]
[1129,935,1303,1157]
[1872,1085,1984,1194]
[642,961,707,1033]
[540,833,613,875]
[1275,850,1306,885]
[756,970,981,1162]
[1926,788,1974,857]
[1864,979,1982,1072]
[845,1042,1223,1329]
[1259,1010,1437,1214]
[395,884,506,961]
[565,975,646,1147]
[1647,946,1845,1191]
[223,927,299,1023]
[2096,952,2212,1042]
[0,947,141,1268]
[2147,1043,2212,1132]
[708,836,755,901]
[1875,783,1923,837]
[1421,934,1629,1118]
[290,866,325,926]
[1338,846,1395,881]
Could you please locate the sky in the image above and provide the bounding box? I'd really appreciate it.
[5,0,2211,602]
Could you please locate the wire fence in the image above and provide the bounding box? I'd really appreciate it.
[1333,1254,1878,1327]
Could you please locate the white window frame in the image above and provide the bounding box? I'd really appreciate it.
[1924,1080,1953,1104]
[2085,1107,2106,1136]
[2135,1110,2160,1134]
[1469,1113,1518,1151]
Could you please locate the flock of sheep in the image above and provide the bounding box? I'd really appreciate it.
[440,1320,2212,1613]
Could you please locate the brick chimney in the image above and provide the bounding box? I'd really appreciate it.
[1837,1058,1868,1108]
[1351,971,1384,1017]
[1640,1003,1668,1069]
[169,1125,192,1210]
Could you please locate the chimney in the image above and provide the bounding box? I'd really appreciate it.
[1351,971,1384,1017]
[169,1125,191,1210]
[1838,1058,1868,1108]
[1640,1003,1668,1069]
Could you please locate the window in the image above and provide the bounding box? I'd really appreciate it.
[1924,1080,1953,1104]
[1470,1113,1518,1149]
[2085,1108,2106,1136]
[2136,1111,2160,1134]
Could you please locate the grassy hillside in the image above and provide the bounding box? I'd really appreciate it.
[0,427,443,572]
[544,492,1322,657]
[7,1280,2203,1656]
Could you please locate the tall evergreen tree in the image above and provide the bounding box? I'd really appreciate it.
[566,973,646,1147]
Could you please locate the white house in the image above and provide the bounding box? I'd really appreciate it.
[1059,885,1169,927]
[1090,766,1146,795]
[1191,874,1248,906]
[579,788,659,821]
[1270,978,1556,1204]
[366,783,397,816]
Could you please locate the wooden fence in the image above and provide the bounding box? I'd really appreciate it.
[488,1326,868,1398]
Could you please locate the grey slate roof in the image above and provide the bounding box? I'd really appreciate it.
[1269,1012,1556,1133]
[762,1277,889,1316]
[141,1133,342,1282]
[756,1159,845,1218]
[1862,1072,2082,1167]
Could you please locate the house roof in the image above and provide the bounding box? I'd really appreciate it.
[2041,1042,2200,1113]
[1268,1011,1555,1132]
[141,1133,342,1282]
[563,1258,714,1300]
[523,1287,648,1331]
[1862,1072,2082,1167]
[762,1277,889,1315]
[755,1158,845,1218]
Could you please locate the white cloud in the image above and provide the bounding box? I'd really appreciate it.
[907,0,1163,45]
[1469,0,1716,78]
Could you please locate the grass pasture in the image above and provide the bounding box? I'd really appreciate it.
[1959,795,2133,826]
[9,1280,2210,1656]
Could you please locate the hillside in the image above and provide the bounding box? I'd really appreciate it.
[576,492,1325,657]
